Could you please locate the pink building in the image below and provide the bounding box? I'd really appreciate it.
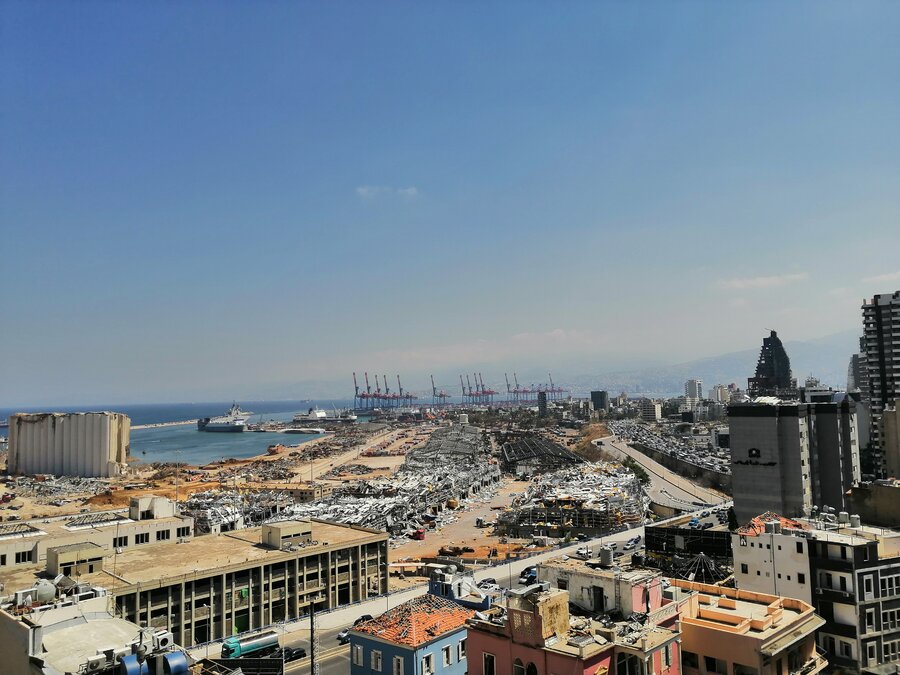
[466,583,680,675]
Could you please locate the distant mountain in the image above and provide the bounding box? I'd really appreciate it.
[567,329,860,397]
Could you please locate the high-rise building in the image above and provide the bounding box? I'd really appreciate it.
[748,330,795,398]
[684,379,704,400]
[537,390,548,417]
[862,291,900,445]
[641,399,662,422]
[590,390,609,412]
[729,398,860,522]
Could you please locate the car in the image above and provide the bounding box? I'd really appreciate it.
[353,614,374,626]
[282,647,307,662]
[479,577,497,587]
[608,542,618,550]
[623,542,636,551]
[701,511,710,517]
[336,629,351,644]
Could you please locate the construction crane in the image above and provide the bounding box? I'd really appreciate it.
[466,374,474,405]
[505,373,513,404]
[460,375,468,405]
[431,375,450,407]
[364,372,373,409]
[353,372,360,409]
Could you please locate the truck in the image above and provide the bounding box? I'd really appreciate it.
[221,630,280,658]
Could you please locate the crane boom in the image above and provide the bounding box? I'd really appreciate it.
[365,372,371,394]
[431,375,438,397]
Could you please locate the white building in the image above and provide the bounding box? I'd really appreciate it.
[7,412,130,477]
[732,513,813,603]
[685,379,704,400]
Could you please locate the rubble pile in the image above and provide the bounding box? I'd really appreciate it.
[271,425,501,538]
[496,462,646,537]
[12,475,110,501]
[181,489,293,534]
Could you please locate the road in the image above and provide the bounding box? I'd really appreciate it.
[595,436,725,509]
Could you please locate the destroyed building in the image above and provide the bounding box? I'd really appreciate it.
[272,425,500,538]
[496,463,646,538]
[500,435,584,475]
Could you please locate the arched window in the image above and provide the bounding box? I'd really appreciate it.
[513,659,525,675]
[526,663,538,675]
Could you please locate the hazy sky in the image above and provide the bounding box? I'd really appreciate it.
[2,2,899,405]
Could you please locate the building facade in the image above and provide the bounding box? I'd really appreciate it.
[862,291,900,447]
[591,391,610,413]
[729,400,860,522]
[731,511,900,673]
[7,411,130,477]
[349,594,473,675]
[685,379,704,401]
[0,518,389,647]
[641,399,662,422]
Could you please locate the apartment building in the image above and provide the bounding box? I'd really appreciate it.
[349,594,473,675]
[732,511,900,673]
[669,578,826,675]
[642,399,662,422]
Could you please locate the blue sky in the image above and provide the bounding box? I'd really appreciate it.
[2,2,899,405]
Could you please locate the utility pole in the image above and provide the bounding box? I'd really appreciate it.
[310,604,320,675]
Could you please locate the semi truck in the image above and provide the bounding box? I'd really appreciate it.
[221,630,279,658]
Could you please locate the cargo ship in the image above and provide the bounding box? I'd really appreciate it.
[197,403,249,432]
[292,406,357,423]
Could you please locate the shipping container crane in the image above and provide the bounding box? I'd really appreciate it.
[431,375,450,407]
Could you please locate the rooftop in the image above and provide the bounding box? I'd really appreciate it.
[0,509,188,543]
[352,594,474,647]
[670,579,822,643]
[736,512,809,537]
[539,556,660,584]
[0,520,386,594]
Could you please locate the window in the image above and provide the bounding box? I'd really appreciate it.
[705,656,727,675]
[177,526,190,538]
[682,651,699,669]
[392,656,404,675]
[0,554,6,566]
[114,535,128,548]
[135,533,149,545]
[156,529,171,541]
[756,570,761,576]
[664,644,672,667]
[557,579,568,590]
[442,646,451,666]
[840,641,852,658]
[766,544,771,550]
[526,664,538,675]
[840,546,847,560]
[422,653,434,675]
[457,638,466,661]
[866,608,876,631]
[798,573,806,584]
[740,536,747,547]
[867,642,877,665]
[865,576,874,599]
[15,550,32,564]
[740,563,748,574]
[514,659,526,675]
[483,653,496,675]
[352,645,363,666]
[796,541,803,554]
[371,650,382,672]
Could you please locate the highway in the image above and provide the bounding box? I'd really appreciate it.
[594,435,725,509]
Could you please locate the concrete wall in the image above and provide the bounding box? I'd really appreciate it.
[8,412,130,477]
[631,443,732,493]
[847,483,900,528]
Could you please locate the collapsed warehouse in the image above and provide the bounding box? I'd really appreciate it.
[496,462,647,538]
[199,425,501,540]
[500,435,584,475]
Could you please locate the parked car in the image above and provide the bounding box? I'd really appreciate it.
[336,629,351,644]
[354,615,374,626]
[479,578,497,587]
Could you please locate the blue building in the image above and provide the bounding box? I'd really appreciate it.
[349,594,473,675]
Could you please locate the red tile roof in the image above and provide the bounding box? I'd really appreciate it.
[736,511,809,536]
[352,594,475,647]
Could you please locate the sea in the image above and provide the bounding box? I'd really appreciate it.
[0,399,356,466]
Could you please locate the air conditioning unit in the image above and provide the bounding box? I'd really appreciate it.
[153,630,174,650]
[85,656,107,673]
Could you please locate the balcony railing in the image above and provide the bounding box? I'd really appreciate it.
[790,652,828,675]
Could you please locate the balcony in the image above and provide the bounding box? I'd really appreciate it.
[814,586,855,603]
[810,556,854,572]
[789,653,828,675]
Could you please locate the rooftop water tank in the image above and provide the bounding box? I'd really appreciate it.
[599,547,614,566]
[32,579,56,603]
[850,514,861,528]
[838,511,850,525]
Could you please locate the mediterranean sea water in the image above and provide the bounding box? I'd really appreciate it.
[0,399,355,466]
